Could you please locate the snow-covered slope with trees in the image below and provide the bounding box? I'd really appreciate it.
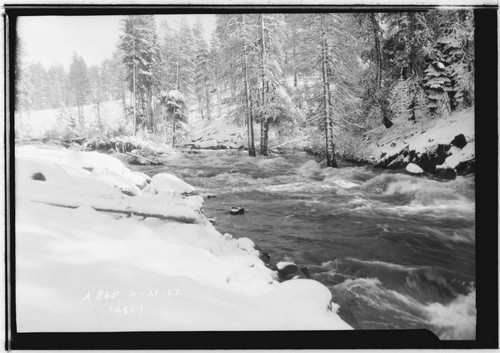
[15,145,352,332]
[16,99,127,139]
[358,108,474,178]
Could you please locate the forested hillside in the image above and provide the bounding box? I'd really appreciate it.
[16,11,475,171]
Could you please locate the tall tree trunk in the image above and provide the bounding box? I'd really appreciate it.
[172,110,176,148]
[293,33,298,88]
[370,13,393,129]
[321,18,337,168]
[408,12,417,122]
[259,14,269,156]
[176,52,180,90]
[217,84,221,115]
[242,15,256,157]
[132,17,137,136]
[148,87,154,130]
[121,89,127,124]
[205,76,211,120]
[96,100,101,123]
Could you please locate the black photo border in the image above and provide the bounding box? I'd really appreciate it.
[4,3,498,350]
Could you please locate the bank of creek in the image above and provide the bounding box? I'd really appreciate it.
[131,149,476,340]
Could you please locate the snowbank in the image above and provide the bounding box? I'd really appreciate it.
[359,109,475,178]
[15,145,352,332]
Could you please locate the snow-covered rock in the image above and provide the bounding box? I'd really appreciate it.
[406,163,424,174]
[235,237,260,257]
[197,139,218,149]
[130,171,151,190]
[145,173,196,195]
[437,143,475,170]
[91,168,141,196]
[277,261,297,271]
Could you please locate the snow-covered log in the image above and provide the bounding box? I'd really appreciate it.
[18,179,204,223]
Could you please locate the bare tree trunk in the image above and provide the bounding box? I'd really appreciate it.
[242,15,256,157]
[321,17,337,168]
[259,14,269,156]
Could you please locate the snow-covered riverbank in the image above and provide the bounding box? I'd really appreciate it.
[15,145,352,332]
[356,109,475,178]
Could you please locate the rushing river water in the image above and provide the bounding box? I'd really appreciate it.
[133,149,476,340]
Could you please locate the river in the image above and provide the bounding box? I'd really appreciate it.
[132,149,476,340]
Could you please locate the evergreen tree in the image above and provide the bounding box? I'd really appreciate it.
[161,90,188,147]
[68,53,90,118]
[47,64,68,110]
[423,10,474,115]
[216,14,259,156]
[356,13,393,128]
[382,12,433,121]
[299,13,363,167]
[119,15,163,133]
[254,14,286,156]
[193,17,212,120]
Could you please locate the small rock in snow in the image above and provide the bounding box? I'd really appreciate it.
[406,163,424,174]
[31,172,46,181]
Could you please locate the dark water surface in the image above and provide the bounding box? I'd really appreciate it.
[133,149,476,340]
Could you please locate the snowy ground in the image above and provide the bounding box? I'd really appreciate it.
[15,145,352,332]
[15,100,125,139]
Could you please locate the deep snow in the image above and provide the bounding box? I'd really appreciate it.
[15,145,352,332]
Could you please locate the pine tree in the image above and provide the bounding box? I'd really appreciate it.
[209,34,223,116]
[89,65,104,123]
[424,10,474,114]
[216,14,259,156]
[356,13,393,128]
[299,13,363,167]
[68,53,90,119]
[193,17,212,120]
[47,64,68,110]
[174,17,196,93]
[119,15,163,133]
[382,12,433,121]
[161,90,188,147]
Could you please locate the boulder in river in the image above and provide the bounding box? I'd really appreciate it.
[230,207,245,215]
[406,163,424,174]
[276,261,311,281]
[277,262,298,278]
